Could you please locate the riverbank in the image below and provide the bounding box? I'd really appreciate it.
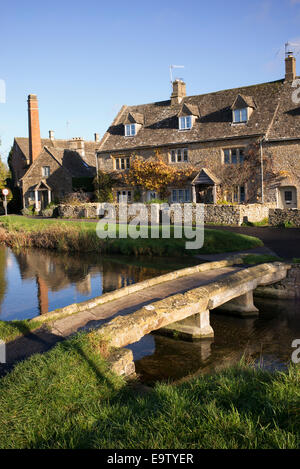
[0,332,298,449]
[0,216,263,256]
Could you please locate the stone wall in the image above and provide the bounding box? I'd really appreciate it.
[58,202,269,226]
[269,208,300,227]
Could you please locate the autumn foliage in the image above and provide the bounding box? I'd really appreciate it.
[124,151,195,199]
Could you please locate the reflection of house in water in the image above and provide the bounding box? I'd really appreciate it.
[12,249,164,315]
[14,249,96,315]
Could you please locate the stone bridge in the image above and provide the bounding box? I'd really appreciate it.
[89,260,289,376]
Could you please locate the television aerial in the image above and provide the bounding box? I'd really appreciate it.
[170,65,185,84]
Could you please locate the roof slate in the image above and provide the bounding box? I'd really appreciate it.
[14,137,98,169]
[98,79,299,153]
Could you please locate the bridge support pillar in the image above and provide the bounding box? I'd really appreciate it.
[161,310,214,340]
[216,290,259,317]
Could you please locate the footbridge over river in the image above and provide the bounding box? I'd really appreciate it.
[3,257,290,374]
[77,258,290,376]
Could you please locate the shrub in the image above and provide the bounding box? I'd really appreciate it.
[145,198,168,204]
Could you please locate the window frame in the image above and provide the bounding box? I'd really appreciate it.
[42,166,50,178]
[114,157,130,170]
[179,115,192,130]
[223,148,245,165]
[172,188,191,203]
[225,185,246,204]
[116,190,132,202]
[233,108,248,123]
[125,124,136,137]
[170,148,189,163]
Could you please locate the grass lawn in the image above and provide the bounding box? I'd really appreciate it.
[0,215,263,256]
[0,332,298,449]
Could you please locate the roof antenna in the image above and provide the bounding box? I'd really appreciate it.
[285,41,300,57]
[170,65,185,84]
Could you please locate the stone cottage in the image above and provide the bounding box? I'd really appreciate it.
[9,94,100,210]
[96,53,300,208]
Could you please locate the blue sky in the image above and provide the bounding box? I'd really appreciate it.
[1,0,300,161]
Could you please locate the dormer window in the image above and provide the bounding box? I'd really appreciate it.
[177,103,199,131]
[179,116,192,130]
[233,108,248,123]
[125,124,136,137]
[231,94,256,124]
[124,112,144,137]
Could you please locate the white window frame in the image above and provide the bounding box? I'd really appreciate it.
[233,108,248,123]
[179,115,192,130]
[42,166,50,177]
[170,148,188,163]
[114,157,130,170]
[125,124,136,136]
[116,190,132,202]
[172,188,191,203]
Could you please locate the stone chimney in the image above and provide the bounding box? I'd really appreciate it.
[94,133,100,143]
[285,52,296,82]
[69,137,85,157]
[171,79,186,105]
[28,94,42,164]
[49,130,55,141]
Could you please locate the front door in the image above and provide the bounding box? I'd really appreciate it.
[279,186,297,209]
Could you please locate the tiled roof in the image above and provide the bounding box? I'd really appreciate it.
[14,137,98,169]
[98,79,300,153]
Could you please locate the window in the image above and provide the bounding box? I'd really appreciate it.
[285,191,293,202]
[114,157,130,170]
[179,116,192,130]
[170,148,188,163]
[116,190,132,202]
[233,108,248,123]
[42,166,50,177]
[125,124,136,136]
[223,148,245,164]
[225,185,245,204]
[172,188,191,203]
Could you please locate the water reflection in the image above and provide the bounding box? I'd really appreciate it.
[133,297,300,383]
[0,246,193,321]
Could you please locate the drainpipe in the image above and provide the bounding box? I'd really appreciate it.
[260,138,265,204]
[95,151,99,175]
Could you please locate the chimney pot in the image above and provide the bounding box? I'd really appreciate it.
[285,53,296,82]
[49,130,55,140]
[94,133,100,142]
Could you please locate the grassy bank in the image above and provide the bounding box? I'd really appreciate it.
[0,332,298,449]
[0,319,45,343]
[0,216,263,256]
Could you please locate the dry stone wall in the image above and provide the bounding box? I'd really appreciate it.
[269,208,300,227]
[57,202,269,226]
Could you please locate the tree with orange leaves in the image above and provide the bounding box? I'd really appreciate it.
[124,150,195,199]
